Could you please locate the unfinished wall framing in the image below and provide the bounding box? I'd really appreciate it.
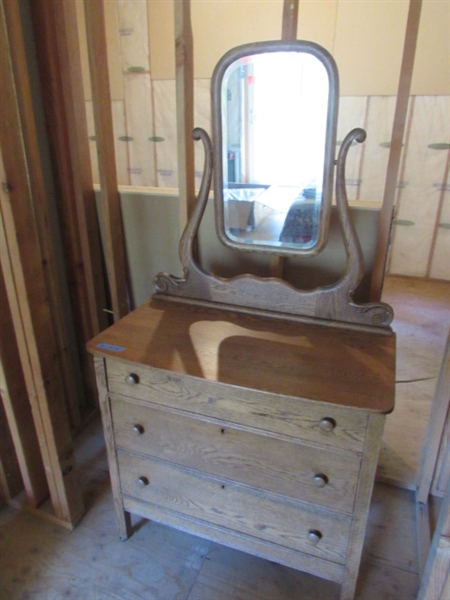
[76,0,449,282]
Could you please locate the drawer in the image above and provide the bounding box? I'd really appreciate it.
[110,396,361,514]
[106,358,368,452]
[117,450,351,565]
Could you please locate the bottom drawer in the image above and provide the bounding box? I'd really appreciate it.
[117,450,351,565]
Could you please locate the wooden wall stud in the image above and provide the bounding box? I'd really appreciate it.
[84,0,130,321]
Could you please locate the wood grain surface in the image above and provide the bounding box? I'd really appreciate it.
[111,397,361,513]
[107,359,368,452]
[118,450,351,565]
[88,299,395,413]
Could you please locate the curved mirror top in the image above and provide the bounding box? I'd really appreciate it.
[213,41,338,256]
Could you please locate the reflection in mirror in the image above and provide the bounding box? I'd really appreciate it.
[214,44,338,256]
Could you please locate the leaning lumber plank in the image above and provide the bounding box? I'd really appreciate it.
[0,393,23,504]
[0,0,84,527]
[3,0,82,429]
[84,0,130,321]
[30,0,109,412]
[0,261,49,508]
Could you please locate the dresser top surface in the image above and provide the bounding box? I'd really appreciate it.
[87,300,396,413]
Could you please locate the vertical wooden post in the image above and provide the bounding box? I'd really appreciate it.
[270,0,300,279]
[84,0,130,321]
[369,0,422,300]
[0,0,84,527]
[174,0,195,231]
[282,0,299,41]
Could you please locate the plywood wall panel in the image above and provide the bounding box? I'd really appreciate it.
[359,96,398,203]
[153,80,178,188]
[123,74,157,187]
[389,97,449,277]
[430,194,450,281]
[194,79,212,190]
[337,96,368,202]
[117,0,150,72]
[111,100,130,187]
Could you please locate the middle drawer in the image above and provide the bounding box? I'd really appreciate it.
[110,396,360,513]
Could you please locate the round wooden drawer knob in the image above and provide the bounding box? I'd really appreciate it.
[126,373,139,386]
[319,417,336,433]
[313,473,328,488]
[308,529,322,544]
[133,424,144,436]
[137,476,149,488]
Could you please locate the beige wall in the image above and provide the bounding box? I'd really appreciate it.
[412,0,450,95]
[145,0,449,95]
[78,1,449,95]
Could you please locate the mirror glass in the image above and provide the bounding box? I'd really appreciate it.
[213,43,338,256]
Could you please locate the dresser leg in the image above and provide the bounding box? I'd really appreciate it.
[340,413,386,600]
[119,510,132,541]
[93,357,134,541]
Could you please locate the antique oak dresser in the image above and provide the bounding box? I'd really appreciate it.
[87,299,395,600]
[88,39,396,600]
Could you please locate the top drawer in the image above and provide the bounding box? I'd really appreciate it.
[106,358,368,452]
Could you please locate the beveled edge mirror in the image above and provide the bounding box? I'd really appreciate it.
[153,40,394,332]
[212,40,338,257]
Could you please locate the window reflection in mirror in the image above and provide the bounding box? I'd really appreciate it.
[218,48,335,254]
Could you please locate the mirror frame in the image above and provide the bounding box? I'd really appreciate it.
[153,40,393,331]
[212,40,339,257]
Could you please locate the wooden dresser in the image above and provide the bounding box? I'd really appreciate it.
[87,299,395,600]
